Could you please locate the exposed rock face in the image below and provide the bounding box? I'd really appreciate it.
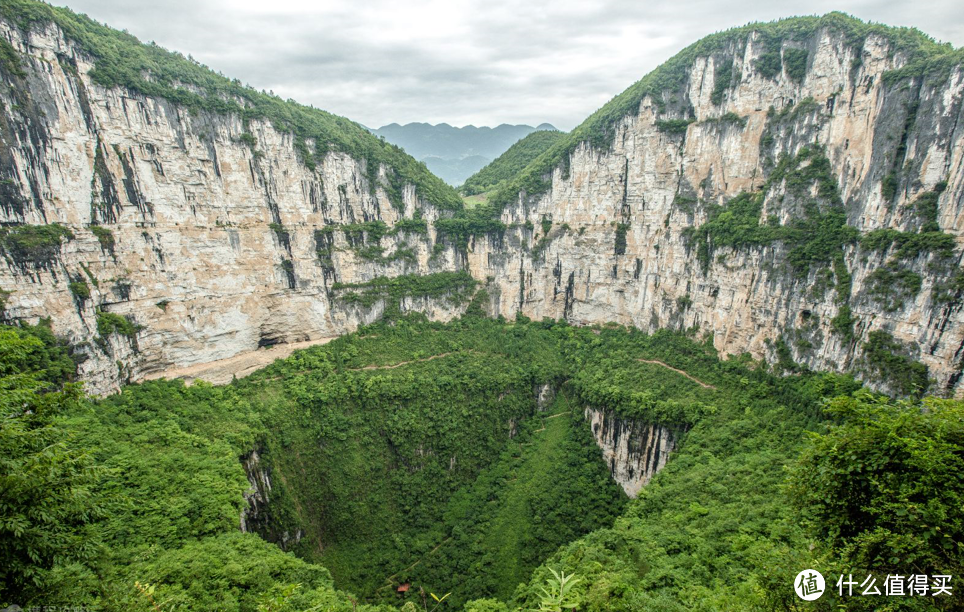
[240,449,272,535]
[469,29,964,397]
[534,383,556,412]
[1,19,963,396]
[584,408,678,497]
[0,20,463,394]
[241,448,303,550]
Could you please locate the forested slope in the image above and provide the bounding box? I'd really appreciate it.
[3,310,962,610]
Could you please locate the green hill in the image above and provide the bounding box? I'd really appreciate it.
[461,130,565,195]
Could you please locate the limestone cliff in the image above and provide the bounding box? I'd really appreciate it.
[470,18,964,397]
[0,14,466,394]
[584,407,678,498]
[1,11,962,396]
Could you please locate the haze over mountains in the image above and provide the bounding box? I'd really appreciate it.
[372,122,558,186]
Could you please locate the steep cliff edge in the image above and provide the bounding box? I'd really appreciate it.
[472,14,964,396]
[1,7,962,396]
[584,407,679,498]
[0,2,470,394]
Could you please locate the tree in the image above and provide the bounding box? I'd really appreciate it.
[0,327,102,602]
[788,391,964,608]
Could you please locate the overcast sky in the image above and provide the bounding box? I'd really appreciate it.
[54,0,964,131]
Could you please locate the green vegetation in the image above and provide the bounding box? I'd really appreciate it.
[434,204,507,249]
[238,131,257,148]
[95,309,140,339]
[461,131,566,196]
[782,47,810,82]
[331,271,477,318]
[881,172,899,200]
[862,330,929,397]
[831,304,857,340]
[755,41,784,80]
[394,213,430,235]
[68,280,90,300]
[2,312,960,611]
[0,0,462,211]
[89,225,115,254]
[313,217,428,264]
[700,112,748,128]
[0,327,93,600]
[0,36,25,77]
[860,227,955,259]
[0,223,74,267]
[866,264,922,311]
[409,393,625,608]
[2,7,963,610]
[614,223,629,255]
[654,119,693,135]
[788,392,964,603]
[683,146,861,274]
[912,181,945,230]
[933,267,964,304]
[710,60,733,106]
[269,222,290,243]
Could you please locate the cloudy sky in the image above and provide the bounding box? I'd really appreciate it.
[55,0,964,131]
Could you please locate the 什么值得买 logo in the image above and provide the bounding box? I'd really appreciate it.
[794,569,826,600]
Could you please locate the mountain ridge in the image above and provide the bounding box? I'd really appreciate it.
[2,4,964,610]
[0,6,961,397]
[372,121,558,186]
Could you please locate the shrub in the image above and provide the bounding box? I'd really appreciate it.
[614,223,629,255]
[89,225,115,254]
[881,172,899,200]
[866,265,922,312]
[655,119,693,135]
[68,280,90,300]
[782,48,809,82]
[0,223,74,266]
[862,330,929,396]
[710,60,733,105]
[95,309,139,338]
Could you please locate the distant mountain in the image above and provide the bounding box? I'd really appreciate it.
[372,122,557,186]
[461,129,566,195]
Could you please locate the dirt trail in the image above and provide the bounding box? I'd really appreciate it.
[637,359,717,389]
[141,337,336,386]
[351,352,460,371]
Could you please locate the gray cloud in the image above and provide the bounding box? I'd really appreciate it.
[56,0,964,130]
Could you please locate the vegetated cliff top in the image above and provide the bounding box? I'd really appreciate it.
[461,129,566,196]
[0,0,464,211]
[487,12,964,211]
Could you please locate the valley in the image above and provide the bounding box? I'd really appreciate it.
[1,2,963,611]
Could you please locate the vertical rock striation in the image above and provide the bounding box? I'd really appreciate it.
[584,408,678,498]
[1,12,963,396]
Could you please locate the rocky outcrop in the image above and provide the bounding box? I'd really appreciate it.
[468,27,964,397]
[584,408,678,497]
[240,448,303,550]
[0,19,465,394]
[1,16,963,396]
[534,382,556,412]
[240,449,272,535]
